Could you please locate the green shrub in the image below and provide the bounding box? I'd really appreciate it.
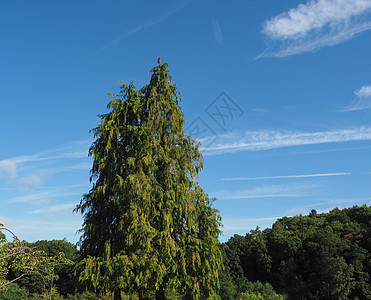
[0,283,29,300]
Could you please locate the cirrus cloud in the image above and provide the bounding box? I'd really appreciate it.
[0,160,16,179]
[201,126,371,155]
[340,85,371,112]
[355,85,371,98]
[258,0,371,58]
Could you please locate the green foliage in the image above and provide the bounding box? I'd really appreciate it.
[225,228,271,287]
[0,226,72,295]
[76,57,222,299]
[0,283,29,300]
[223,205,371,300]
[34,239,78,296]
[232,281,283,300]
[0,229,8,291]
[217,244,238,300]
[11,239,79,295]
[31,239,78,260]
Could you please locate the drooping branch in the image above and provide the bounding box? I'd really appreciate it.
[0,273,26,289]
[0,226,73,291]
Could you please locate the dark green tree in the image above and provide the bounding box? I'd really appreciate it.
[0,227,71,296]
[20,239,79,296]
[75,57,222,300]
[218,244,237,300]
[222,205,371,299]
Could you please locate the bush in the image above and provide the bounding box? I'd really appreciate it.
[0,283,30,300]
[238,281,283,300]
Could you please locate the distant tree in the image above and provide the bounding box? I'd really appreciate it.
[222,205,371,299]
[11,239,79,295]
[75,57,222,300]
[238,281,283,300]
[218,244,237,300]
[230,228,271,284]
[299,227,356,299]
[0,226,71,295]
[0,283,29,300]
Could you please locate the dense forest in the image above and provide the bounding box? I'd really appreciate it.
[0,204,370,299]
[220,205,371,300]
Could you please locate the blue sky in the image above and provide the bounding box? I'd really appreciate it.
[1,0,371,243]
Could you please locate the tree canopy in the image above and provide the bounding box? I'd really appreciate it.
[0,226,71,295]
[223,205,371,299]
[75,57,222,300]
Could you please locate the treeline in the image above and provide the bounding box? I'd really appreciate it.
[2,239,79,299]
[1,204,370,299]
[220,205,371,299]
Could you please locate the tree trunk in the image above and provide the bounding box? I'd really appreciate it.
[114,290,122,300]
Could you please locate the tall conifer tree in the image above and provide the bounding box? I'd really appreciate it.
[75,57,222,300]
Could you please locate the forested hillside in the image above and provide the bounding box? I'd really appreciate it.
[1,205,369,299]
[221,205,371,299]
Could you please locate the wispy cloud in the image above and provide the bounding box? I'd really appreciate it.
[0,140,91,191]
[277,144,371,156]
[307,196,371,207]
[220,172,351,181]
[212,182,318,200]
[212,19,223,45]
[258,0,371,58]
[17,173,45,187]
[91,0,193,55]
[0,216,15,227]
[222,216,281,231]
[126,0,192,36]
[8,185,87,204]
[286,207,310,216]
[340,85,371,112]
[10,217,83,242]
[0,160,16,179]
[201,126,371,155]
[283,197,371,217]
[30,203,76,215]
[355,85,371,97]
[11,140,90,164]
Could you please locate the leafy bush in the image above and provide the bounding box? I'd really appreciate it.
[238,281,283,300]
[0,283,29,300]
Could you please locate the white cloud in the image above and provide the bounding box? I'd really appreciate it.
[212,182,318,200]
[222,216,280,231]
[10,217,83,243]
[220,172,351,181]
[259,0,371,57]
[263,0,371,39]
[8,185,87,204]
[30,203,76,215]
[0,140,91,191]
[286,207,310,215]
[355,85,371,97]
[201,127,371,155]
[0,216,15,227]
[312,197,371,206]
[340,85,371,111]
[11,139,90,164]
[212,19,223,45]
[0,160,16,179]
[17,174,44,187]
[8,191,52,204]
